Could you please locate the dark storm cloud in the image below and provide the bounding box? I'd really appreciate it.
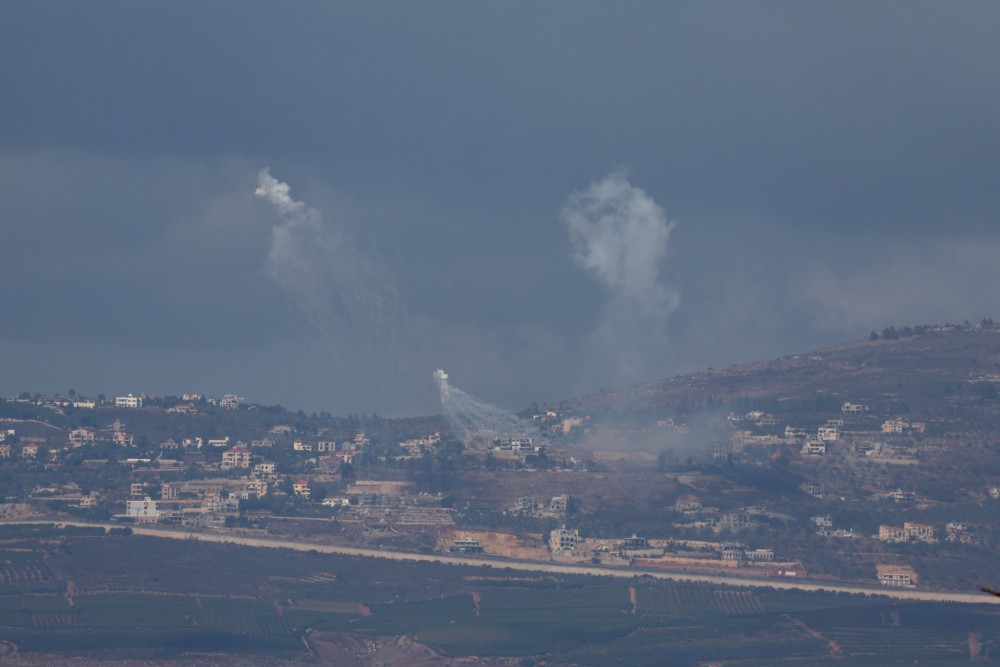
[1,2,999,413]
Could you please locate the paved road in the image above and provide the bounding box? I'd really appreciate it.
[9,519,1000,605]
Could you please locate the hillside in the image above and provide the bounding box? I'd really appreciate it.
[557,326,1000,422]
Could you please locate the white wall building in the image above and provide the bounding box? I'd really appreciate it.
[126,497,160,523]
[115,394,143,408]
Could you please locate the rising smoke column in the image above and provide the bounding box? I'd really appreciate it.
[561,168,680,385]
[434,370,538,445]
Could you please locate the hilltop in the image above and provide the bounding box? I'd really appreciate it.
[557,325,1000,423]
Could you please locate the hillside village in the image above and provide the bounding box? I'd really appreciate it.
[3,325,1000,593]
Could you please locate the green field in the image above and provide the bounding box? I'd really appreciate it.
[0,525,996,664]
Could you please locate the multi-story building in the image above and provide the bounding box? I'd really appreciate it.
[219,394,246,409]
[817,426,839,442]
[549,495,569,513]
[221,446,251,470]
[67,428,96,447]
[126,497,160,523]
[244,479,268,497]
[115,394,143,408]
[719,512,759,531]
[550,527,580,555]
[252,462,276,479]
[876,564,918,587]
[801,440,826,456]
[879,522,935,543]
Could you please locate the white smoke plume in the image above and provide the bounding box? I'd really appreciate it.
[562,168,680,385]
[434,369,539,445]
[254,168,401,387]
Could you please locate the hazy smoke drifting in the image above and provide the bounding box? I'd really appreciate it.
[434,370,538,445]
[254,168,401,394]
[562,168,680,386]
[255,168,397,329]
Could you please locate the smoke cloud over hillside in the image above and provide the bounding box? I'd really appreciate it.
[562,168,680,387]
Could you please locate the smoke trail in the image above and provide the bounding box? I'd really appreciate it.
[562,168,680,385]
[254,168,397,333]
[254,169,408,413]
[434,369,538,445]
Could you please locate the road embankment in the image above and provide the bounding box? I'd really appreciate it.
[5,519,999,605]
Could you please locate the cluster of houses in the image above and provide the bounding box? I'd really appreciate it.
[1,416,465,532]
[5,420,384,524]
[547,527,783,571]
[9,391,254,412]
[122,475,270,527]
[0,441,40,460]
[729,400,928,463]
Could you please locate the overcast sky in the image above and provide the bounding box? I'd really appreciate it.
[2,2,999,415]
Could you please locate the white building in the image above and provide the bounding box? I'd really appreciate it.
[244,479,268,497]
[219,394,246,409]
[550,527,580,555]
[877,564,918,587]
[817,426,839,442]
[115,394,143,408]
[126,497,160,523]
[252,462,276,478]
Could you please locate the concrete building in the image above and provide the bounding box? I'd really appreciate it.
[879,522,935,543]
[221,447,251,470]
[877,564,918,587]
[115,394,143,408]
[550,527,580,555]
[67,428,96,447]
[126,497,160,523]
[219,394,246,409]
[802,440,826,456]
